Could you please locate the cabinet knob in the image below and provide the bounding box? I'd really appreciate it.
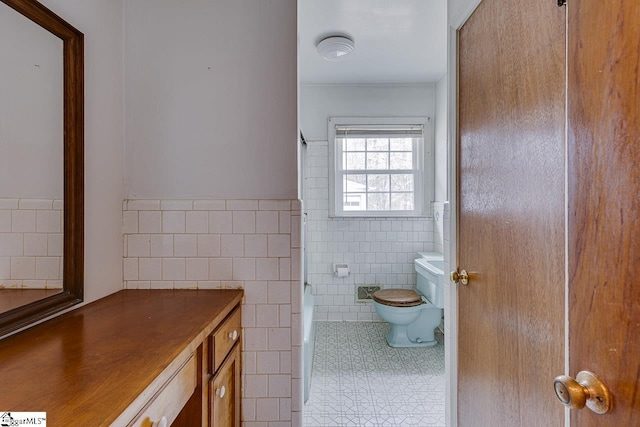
[228,330,238,341]
[152,416,167,427]
[216,385,226,399]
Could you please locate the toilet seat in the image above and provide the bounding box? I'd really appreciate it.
[372,289,424,307]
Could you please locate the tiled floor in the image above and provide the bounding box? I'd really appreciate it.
[304,322,445,427]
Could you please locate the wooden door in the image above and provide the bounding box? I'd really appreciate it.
[568,0,640,425]
[457,0,566,425]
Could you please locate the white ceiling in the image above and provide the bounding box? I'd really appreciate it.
[298,0,448,85]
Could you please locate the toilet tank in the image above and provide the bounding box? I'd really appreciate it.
[415,256,445,308]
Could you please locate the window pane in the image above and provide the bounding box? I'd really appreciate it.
[391,174,414,191]
[344,152,365,170]
[366,152,388,169]
[343,193,365,210]
[390,138,412,151]
[345,138,365,151]
[391,193,414,210]
[344,174,366,192]
[390,152,413,169]
[367,193,389,210]
[367,174,390,191]
[367,138,389,151]
[332,124,425,216]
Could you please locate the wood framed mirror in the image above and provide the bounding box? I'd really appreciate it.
[0,0,83,337]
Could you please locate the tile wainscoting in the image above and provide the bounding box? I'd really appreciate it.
[0,198,64,289]
[123,199,303,427]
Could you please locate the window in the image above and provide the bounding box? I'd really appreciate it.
[328,117,432,217]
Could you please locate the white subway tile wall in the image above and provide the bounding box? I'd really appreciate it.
[433,202,446,254]
[123,199,303,426]
[303,141,436,321]
[0,199,63,289]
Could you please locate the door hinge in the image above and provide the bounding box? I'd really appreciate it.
[558,0,566,6]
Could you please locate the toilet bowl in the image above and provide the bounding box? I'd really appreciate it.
[372,252,444,348]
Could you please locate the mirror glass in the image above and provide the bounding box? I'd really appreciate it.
[0,4,64,311]
[0,0,83,336]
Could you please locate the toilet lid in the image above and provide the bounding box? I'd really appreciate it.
[373,289,423,307]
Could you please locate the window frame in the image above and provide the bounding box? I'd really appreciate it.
[328,117,434,218]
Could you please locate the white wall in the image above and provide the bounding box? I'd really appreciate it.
[300,84,435,141]
[124,0,297,200]
[301,85,436,321]
[40,0,125,304]
[435,75,448,201]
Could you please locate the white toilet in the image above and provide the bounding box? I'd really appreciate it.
[372,252,444,347]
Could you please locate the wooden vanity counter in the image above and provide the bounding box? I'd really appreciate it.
[0,289,243,426]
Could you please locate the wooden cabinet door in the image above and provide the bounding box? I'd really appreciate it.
[210,345,240,427]
[457,0,566,425]
[568,0,640,424]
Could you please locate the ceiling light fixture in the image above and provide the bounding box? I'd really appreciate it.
[317,36,355,61]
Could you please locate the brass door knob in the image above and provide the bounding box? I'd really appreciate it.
[450,269,469,285]
[553,371,612,414]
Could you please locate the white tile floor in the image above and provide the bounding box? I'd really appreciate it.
[304,322,445,427]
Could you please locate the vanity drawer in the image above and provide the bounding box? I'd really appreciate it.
[211,308,241,372]
[130,353,197,427]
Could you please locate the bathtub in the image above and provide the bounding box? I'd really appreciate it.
[303,284,316,403]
